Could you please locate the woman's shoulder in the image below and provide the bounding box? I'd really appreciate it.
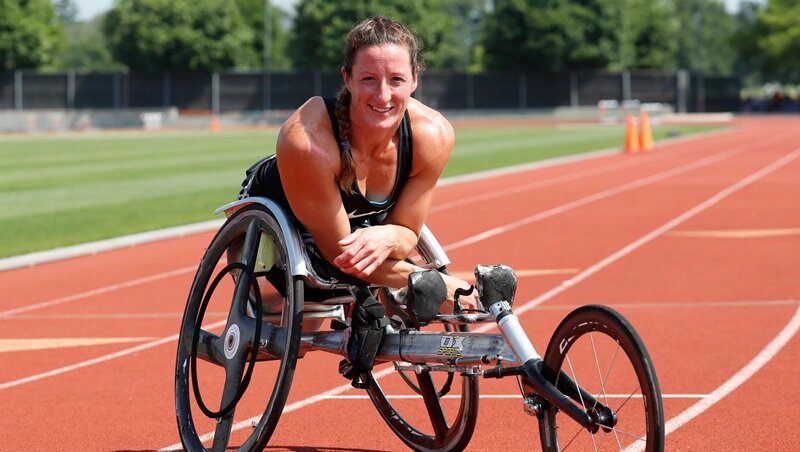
[406,97,455,160]
[278,97,339,165]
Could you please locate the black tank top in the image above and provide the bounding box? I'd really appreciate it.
[243,97,414,229]
[324,97,413,224]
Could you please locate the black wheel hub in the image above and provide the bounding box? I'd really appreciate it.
[587,405,617,434]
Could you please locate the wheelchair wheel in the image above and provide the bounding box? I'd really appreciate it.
[175,205,303,451]
[537,305,664,452]
[367,266,479,451]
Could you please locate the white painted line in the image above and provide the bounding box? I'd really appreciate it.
[0,337,154,353]
[443,144,746,252]
[0,333,173,390]
[0,220,223,272]
[509,148,800,319]
[624,303,800,452]
[160,146,800,450]
[665,304,800,433]
[436,126,735,189]
[431,128,742,214]
[0,320,226,391]
[316,393,709,400]
[0,265,197,318]
[668,228,800,239]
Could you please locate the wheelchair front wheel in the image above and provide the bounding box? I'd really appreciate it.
[175,205,303,451]
[537,305,664,451]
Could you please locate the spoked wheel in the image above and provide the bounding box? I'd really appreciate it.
[175,205,303,451]
[536,305,664,451]
[367,266,479,451]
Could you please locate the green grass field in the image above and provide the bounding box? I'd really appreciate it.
[0,123,720,258]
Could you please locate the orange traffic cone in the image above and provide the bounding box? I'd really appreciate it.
[624,114,639,153]
[210,115,221,133]
[639,110,654,151]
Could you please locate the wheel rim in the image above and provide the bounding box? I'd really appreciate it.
[175,207,302,451]
[367,371,479,451]
[538,306,664,452]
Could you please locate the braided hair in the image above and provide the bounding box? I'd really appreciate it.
[334,16,425,194]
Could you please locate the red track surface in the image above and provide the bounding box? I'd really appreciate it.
[1,117,799,451]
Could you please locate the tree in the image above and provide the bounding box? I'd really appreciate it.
[53,0,79,23]
[287,0,457,71]
[613,0,679,70]
[54,16,123,70]
[0,0,62,69]
[102,0,255,71]
[673,0,736,75]
[753,0,800,80]
[234,0,291,70]
[482,0,620,72]
[437,0,488,71]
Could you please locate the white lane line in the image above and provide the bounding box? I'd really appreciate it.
[624,303,800,452]
[317,393,710,400]
[510,149,800,319]
[0,265,196,318]
[667,228,800,239]
[431,129,746,214]
[7,300,796,320]
[0,319,226,391]
[0,337,155,353]
[664,304,800,434]
[0,333,174,390]
[442,145,745,252]
[160,148,800,450]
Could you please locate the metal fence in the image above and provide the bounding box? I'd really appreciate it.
[0,69,740,113]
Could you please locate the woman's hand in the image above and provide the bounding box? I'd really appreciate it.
[439,273,480,314]
[334,226,398,279]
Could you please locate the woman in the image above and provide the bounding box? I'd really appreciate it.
[240,16,478,312]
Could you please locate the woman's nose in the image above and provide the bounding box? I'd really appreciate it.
[375,80,391,103]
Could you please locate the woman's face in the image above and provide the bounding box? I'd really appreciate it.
[343,43,418,133]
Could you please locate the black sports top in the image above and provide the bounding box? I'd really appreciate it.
[241,97,414,230]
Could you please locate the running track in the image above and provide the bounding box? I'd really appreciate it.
[1,117,798,451]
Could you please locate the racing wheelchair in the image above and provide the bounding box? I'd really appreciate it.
[174,197,664,451]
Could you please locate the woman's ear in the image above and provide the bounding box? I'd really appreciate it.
[342,67,351,91]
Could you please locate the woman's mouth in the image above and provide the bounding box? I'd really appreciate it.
[369,105,393,114]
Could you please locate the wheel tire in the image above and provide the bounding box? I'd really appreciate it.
[175,205,303,451]
[537,305,664,451]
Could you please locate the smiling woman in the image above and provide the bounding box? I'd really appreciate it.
[238,15,480,310]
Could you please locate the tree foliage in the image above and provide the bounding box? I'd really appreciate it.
[753,0,800,80]
[233,0,291,69]
[616,0,679,70]
[102,0,255,71]
[482,0,682,72]
[0,0,62,69]
[54,16,123,71]
[673,0,737,76]
[482,0,620,72]
[287,0,457,71]
[54,0,79,23]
